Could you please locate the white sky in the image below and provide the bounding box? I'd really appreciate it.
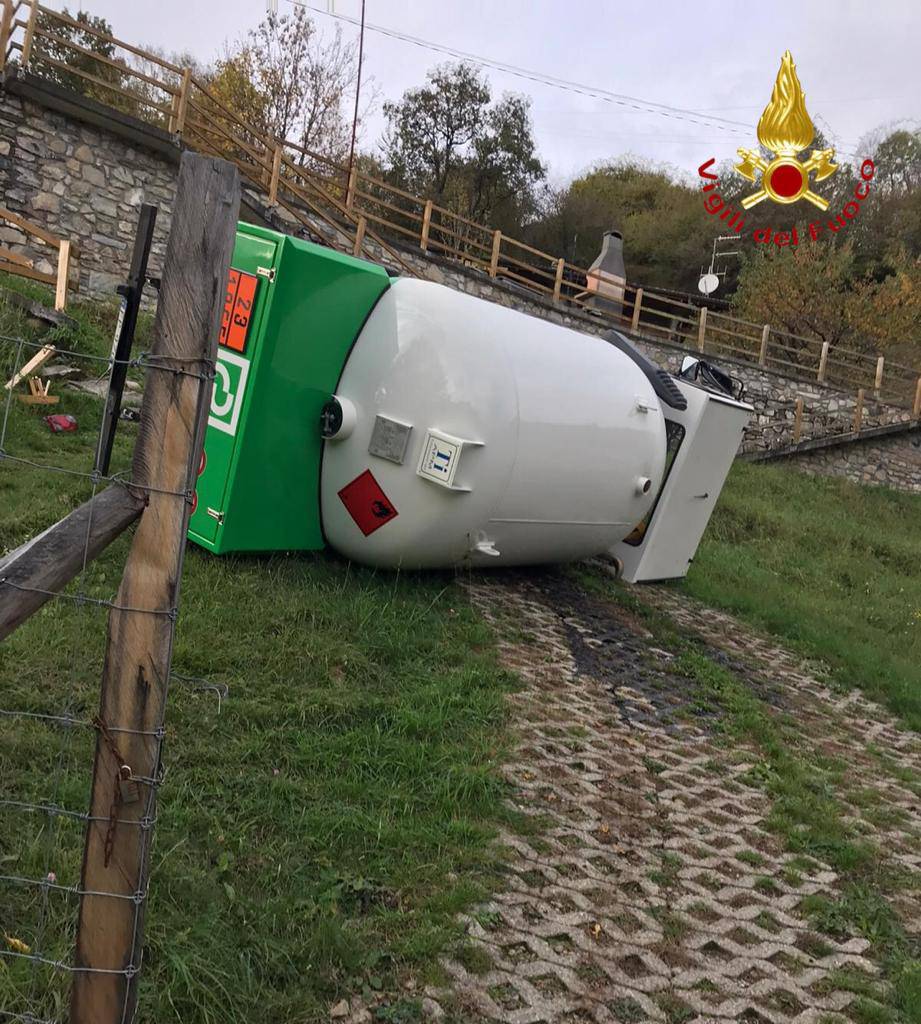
[47,0,921,184]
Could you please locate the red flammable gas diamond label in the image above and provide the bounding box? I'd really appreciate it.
[337,470,399,536]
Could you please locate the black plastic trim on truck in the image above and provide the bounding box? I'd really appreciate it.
[604,330,688,411]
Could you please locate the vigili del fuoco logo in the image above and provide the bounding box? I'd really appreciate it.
[698,51,875,246]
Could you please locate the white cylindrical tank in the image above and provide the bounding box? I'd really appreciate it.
[320,279,667,569]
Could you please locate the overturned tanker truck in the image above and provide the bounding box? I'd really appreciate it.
[188,224,751,582]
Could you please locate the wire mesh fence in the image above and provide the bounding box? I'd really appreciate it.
[0,154,237,1022]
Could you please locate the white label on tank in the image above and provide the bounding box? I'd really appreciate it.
[417,430,462,488]
[208,349,250,437]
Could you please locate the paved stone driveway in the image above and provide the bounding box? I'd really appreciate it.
[426,570,921,1024]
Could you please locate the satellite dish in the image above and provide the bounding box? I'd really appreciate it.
[698,273,719,295]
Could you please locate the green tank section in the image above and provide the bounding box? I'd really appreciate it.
[187,223,390,555]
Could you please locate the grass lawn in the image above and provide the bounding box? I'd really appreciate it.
[0,277,516,1022]
[684,459,921,732]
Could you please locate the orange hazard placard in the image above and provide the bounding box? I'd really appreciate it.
[219,268,259,353]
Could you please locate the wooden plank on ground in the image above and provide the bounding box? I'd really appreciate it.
[5,343,55,390]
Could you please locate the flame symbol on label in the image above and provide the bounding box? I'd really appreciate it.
[734,50,838,211]
[757,51,814,156]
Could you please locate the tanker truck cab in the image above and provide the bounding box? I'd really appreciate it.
[190,222,751,580]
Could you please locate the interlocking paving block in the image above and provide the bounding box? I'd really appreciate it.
[420,571,921,1024]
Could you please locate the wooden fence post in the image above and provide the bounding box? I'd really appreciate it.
[70,154,240,1024]
[345,167,357,211]
[268,144,282,206]
[352,215,366,257]
[759,324,770,366]
[174,68,191,137]
[21,0,37,68]
[697,306,708,353]
[489,230,501,278]
[817,341,829,383]
[54,238,71,311]
[793,397,804,443]
[853,388,865,433]
[420,200,432,252]
[631,287,643,331]
[20,0,37,68]
[553,257,565,303]
[914,376,921,419]
[0,0,14,73]
[874,355,885,395]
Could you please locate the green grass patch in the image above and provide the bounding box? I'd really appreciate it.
[684,459,921,731]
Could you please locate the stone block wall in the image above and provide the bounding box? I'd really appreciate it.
[771,428,921,494]
[0,89,176,298]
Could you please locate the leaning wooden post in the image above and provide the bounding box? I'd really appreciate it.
[345,166,357,211]
[631,287,643,331]
[697,305,708,353]
[913,376,921,419]
[352,215,366,257]
[0,487,145,640]
[759,324,770,366]
[792,397,804,443]
[54,238,71,311]
[70,154,240,1024]
[420,200,433,252]
[874,355,885,396]
[553,257,565,303]
[489,230,502,278]
[853,388,865,433]
[20,0,37,68]
[817,341,829,382]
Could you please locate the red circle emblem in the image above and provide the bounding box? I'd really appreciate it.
[769,163,805,198]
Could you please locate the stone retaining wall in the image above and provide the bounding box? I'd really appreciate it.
[770,427,921,494]
[0,88,174,297]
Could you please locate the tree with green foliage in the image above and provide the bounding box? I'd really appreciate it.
[209,6,360,162]
[731,241,921,362]
[381,63,545,233]
[33,8,131,109]
[527,160,714,291]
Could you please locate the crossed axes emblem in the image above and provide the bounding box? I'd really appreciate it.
[735,146,838,211]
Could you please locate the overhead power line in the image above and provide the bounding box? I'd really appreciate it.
[286,0,753,138]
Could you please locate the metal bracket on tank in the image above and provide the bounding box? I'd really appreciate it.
[416,428,483,491]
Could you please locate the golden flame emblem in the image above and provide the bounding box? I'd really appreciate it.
[735,51,838,210]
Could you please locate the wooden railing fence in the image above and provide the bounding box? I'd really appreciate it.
[1,0,920,409]
[0,203,76,308]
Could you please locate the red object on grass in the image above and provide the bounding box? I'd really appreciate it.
[44,414,78,433]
